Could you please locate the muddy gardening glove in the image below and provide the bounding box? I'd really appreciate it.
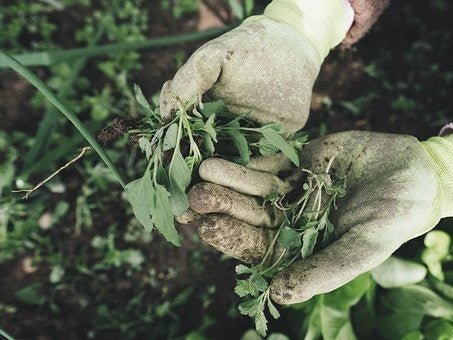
[188,131,453,304]
[160,0,354,133]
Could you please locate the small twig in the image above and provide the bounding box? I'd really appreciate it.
[13,147,91,199]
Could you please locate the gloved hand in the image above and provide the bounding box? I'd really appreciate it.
[188,131,453,304]
[160,0,354,133]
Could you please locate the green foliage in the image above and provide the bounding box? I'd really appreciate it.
[128,88,305,245]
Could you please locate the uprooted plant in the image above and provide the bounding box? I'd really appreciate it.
[129,85,347,336]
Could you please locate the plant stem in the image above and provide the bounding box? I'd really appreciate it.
[1,52,126,189]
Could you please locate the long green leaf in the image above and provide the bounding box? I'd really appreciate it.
[260,127,300,166]
[0,53,126,189]
[0,27,231,68]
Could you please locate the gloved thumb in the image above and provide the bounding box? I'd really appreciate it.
[160,42,226,120]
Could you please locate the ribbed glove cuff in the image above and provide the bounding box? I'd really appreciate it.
[255,0,354,60]
[422,135,453,218]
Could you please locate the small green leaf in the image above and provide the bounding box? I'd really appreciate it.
[371,256,427,288]
[227,129,251,164]
[134,84,154,113]
[168,149,192,215]
[235,280,255,297]
[277,227,302,250]
[260,127,300,166]
[163,123,178,151]
[236,264,252,275]
[138,137,152,160]
[126,173,154,232]
[201,100,224,117]
[150,184,180,246]
[254,311,269,337]
[239,297,262,317]
[301,228,318,259]
[267,299,281,319]
[15,282,47,306]
[250,274,268,293]
[202,132,215,155]
[203,113,217,142]
[422,230,451,280]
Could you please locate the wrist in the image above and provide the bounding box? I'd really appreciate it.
[254,0,354,60]
[422,135,453,218]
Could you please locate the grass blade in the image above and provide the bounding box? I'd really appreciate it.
[0,52,126,189]
[0,27,232,68]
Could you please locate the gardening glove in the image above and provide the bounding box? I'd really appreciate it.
[343,0,391,47]
[188,131,453,304]
[160,0,354,133]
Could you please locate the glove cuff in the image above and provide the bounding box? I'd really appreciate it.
[257,0,354,60]
[422,135,453,218]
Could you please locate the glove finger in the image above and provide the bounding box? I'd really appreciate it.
[269,222,401,305]
[160,42,226,121]
[246,153,293,175]
[189,182,282,228]
[199,158,292,197]
[198,213,274,264]
[175,209,201,225]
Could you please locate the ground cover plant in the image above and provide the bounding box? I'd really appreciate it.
[1,0,453,339]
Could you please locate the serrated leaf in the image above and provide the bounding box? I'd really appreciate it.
[267,299,281,319]
[150,184,180,246]
[250,274,269,293]
[201,100,224,117]
[301,228,318,259]
[239,297,262,317]
[163,123,178,151]
[235,264,252,275]
[235,280,254,297]
[126,173,154,232]
[227,129,251,164]
[260,127,299,166]
[254,311,269,337]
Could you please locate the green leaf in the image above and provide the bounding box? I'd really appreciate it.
[126,173,154,232]
[267,299,281,319]
[163,123,178,151]
[239,297,262,317]
[260,127,300,166]
[401,331,423,340]
[236,264,253,275]
[323,273,370,310]
[377,312,423,340]
[134,84,154,113]
[235,280,252,297]
[278,227,302,250]
[301,228,318,259]
[168,149,192,215]
[150,184,180,246]
[422,230,450,281]
[203,113,217,142]
[202,132,215,155]
[138,137,153,160]
[250,274,269,293]
[254,311,268,337]
[15,282,47,306]
[371,256,427,288]
[201,100,224,117]
[227,129,251,164]
[320,304,357,340]
[383,285,453,319]
[424,320,453,340]
[305,302,322,340]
